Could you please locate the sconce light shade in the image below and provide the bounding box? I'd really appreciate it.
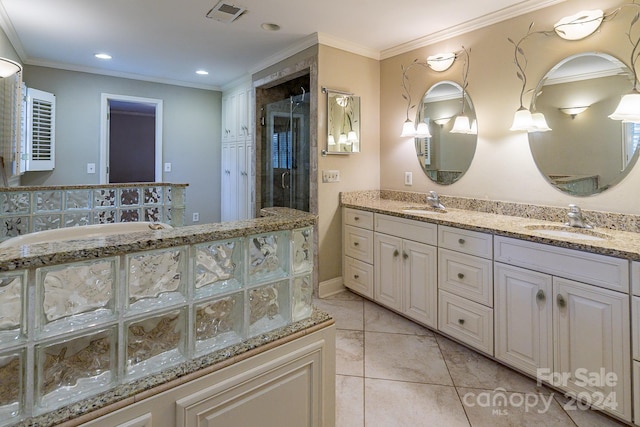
[338,133,348,145]
[401,119,416,137]
[554,10,604,40]
[415,122,432,138]
[328,135,336,146]
[347,130,359,143]
[609,92,640,122]
[469,119,478,135]
[450,115,471,134]
[531,112,552,132]
[559,106,589,118]
[427,53,456,72]
[510,108,552,132]
[0,57,21,78]
[433,117,451,127]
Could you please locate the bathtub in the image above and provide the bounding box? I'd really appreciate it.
[0,221,173,248]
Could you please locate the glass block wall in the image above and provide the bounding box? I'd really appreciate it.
[0,183,186,241]
[0,225,313,425]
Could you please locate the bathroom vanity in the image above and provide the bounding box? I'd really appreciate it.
[0,207,335,427]
[341,190,640,424]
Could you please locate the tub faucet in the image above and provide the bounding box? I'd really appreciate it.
[565,204,591,228]
[426,191,445,210]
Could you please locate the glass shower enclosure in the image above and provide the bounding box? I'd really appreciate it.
[260,92,310,212]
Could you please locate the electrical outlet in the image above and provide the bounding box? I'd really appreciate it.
[87,163,96,174]
[404,171,412,185]
[192,212,199,222]
[322,170,340,183]
[164,162,172,172]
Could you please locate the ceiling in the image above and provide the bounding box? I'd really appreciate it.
[0,0,562,90]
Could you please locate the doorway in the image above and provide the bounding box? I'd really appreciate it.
[259,75,311,212]
[99,94,163,184]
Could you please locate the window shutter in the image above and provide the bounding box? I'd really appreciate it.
[24,87,55,171]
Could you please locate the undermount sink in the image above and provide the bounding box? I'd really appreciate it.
[401,206,447,215]
[524,224,610,241]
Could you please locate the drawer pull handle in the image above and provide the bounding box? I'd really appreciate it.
[354,242,359,246]
[458,318,465,325]
[536,289,545,302]
[354,274,359,279]
[557,294,566,308]
[393,249,399,257]
[458,238,466,244]
[457,273,465,280]
[403,252,408,260]
[354,217,360,221]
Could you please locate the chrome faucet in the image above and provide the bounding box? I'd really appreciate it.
[565,204,591,228]
[426,191,445,210]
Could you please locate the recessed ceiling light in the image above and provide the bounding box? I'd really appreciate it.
[196,70,209,75]
[95,53,112,60]
[261,23,280,31]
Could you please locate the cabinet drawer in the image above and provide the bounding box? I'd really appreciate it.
[494,236,629,293]
[374,213,437,245]
[438,290,493,355]
[634,296,640,361]
[344,256,373,299]
[344,225,373,263]
[343,208,373,229]
[438,248,493,307]
[438,225,492,258]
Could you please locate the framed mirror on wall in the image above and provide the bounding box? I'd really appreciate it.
[322,87,360,155]
[414,81,478,184]
[529,52,639,196]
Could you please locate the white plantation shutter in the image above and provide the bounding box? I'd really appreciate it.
[24,87,55,171]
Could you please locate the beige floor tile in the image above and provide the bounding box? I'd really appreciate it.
[336,330,364,376]
[458,387,575,427]
[365,331,453,386]
[336,375,364,427]
[314,298,364,331]
[363,300,432,335]
[365,378,470,427]
[436,335,548,394]
[325,290,364,301]
[553,394,628,426]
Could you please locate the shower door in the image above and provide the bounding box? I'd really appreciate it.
[261,93,310,212]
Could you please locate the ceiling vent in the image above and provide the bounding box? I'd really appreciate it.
[206,2,246,23]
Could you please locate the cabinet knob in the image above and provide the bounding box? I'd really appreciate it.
[556,294,566,308]
[536,289,545,302]
[354,274,359,279]
[457,273,465,280]
[458,238,466,244]
[403,252,408,259]
[458,318,465,325]
[354,216,360,221]
[393,249,399,257]
[353,242,359,246]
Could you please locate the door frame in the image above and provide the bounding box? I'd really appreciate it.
[99,93,163,184]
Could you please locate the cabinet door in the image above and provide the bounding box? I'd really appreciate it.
[374,233,402,311]
[494,263,552,377]
[222,94,237,141]
[403,240,437,328]
[236,89,248,138]
[237,142,249,220]
[220,142,237,222]
[554,277,631,421]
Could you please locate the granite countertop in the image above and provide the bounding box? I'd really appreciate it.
[0,209,317,272]
[16,309,333,427]
[342,198,640,261]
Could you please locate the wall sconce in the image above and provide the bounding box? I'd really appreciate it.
[415,122,432,138]
[433,117,451,127]
[554,10,604,40]
[559,106,589,118]
[449,46,475,134]
[0,57,21,78]
[328,134,336,146]
[427,53,456,72]
[610,5,640,123]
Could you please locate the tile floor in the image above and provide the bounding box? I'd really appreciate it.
[314,290,629,427]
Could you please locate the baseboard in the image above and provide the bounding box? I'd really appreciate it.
[318,277,346,298]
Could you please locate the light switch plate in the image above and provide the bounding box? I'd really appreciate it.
[87,163,96,174]
[405,171,412,185]
[322,170,340,183]
[164,162,172,172]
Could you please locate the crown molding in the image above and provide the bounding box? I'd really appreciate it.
[249,33,320,75]
[381,0,566,59]
[316,32,380,60]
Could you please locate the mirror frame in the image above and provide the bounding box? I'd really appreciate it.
[322,87,360,155]
[414,80,478,185]
[528,52,639,197]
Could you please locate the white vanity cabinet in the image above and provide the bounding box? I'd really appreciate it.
[342,208,374,298]
[437,226,494,355]
[632,261,640,425]
[373,213,438,328]
[494,236,631,422]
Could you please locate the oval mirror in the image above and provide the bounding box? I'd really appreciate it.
[529,52,639,196]
[415,81,477,184]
